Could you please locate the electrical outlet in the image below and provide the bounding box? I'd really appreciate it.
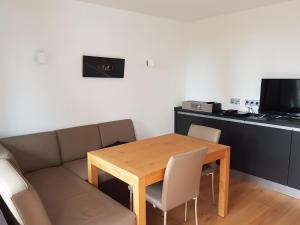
[253,100,260,107]
[230,98,240,105]
[245,99,250,106]
[245,99,259,107]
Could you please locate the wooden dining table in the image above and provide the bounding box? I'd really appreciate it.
[87,133,230,225]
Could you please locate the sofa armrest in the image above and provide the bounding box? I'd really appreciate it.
[0,144,20,171]
[0,159,52,225]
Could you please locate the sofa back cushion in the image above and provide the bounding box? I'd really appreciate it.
[57,124,102,162]
[0,159,52,225]
[0,132,61,173]
[98,119,136,147]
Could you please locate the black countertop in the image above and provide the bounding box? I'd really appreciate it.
[175,106,300,129]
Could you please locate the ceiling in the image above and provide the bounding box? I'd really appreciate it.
[79,0,292,21]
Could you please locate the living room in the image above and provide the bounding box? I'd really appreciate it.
[1,0,300,225]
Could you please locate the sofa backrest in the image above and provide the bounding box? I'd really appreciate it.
[98,119,136,147]
[0,119,136,172]
[0,132,61,173]
[57,124,102,162]
[0,159,52,225]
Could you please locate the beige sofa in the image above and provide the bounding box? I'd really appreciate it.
[0,119,136,225]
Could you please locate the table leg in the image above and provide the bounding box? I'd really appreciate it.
[133,178,146,225]
[88,158,99,188]
[218,148,230,217]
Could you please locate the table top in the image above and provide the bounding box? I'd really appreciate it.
[88,133,229,178]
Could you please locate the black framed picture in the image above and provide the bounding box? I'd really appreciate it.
[83,55,125,78]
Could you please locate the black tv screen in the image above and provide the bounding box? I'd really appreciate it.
[259,79,300,116]
[83,55,125,78]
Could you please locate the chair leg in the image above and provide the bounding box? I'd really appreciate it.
[129,189,133,211]
[194,198,198,225]
[211,172,215,204]
[164,211,167,225]
[184,202,188,222]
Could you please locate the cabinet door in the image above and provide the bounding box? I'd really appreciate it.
[216,120,245,171]
[288,131,300,189]
[241,124,291,185]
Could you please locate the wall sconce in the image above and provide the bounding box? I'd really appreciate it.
[146,59,155,68]
[35,49,48,65]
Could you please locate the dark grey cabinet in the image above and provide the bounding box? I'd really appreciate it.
[241,124,291,185]
[214,120,245,171]
[175,109,295,187]
[175,113,220,135]
[288,131,300,189]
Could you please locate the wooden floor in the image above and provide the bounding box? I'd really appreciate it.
[146,174,300,225]
[102,173,300,225]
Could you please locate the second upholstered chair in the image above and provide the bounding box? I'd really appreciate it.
[188,124,221,203]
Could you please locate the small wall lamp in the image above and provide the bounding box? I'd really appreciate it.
[146,59,155,68]
[35,49,48,65]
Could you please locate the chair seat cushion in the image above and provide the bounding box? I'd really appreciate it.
[146,182,163,209]
[202,164,215,175]
[62,158,114,182]
[25,167,135,225]
[129,182,164,209]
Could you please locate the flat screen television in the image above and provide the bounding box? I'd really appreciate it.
[259,79,300,116]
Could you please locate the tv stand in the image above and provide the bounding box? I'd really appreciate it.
[174,106,300,190]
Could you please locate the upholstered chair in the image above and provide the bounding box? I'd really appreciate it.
[188,124,221,203]
[130,148,207,225]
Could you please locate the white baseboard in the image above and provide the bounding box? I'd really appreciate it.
[230,169,300,200]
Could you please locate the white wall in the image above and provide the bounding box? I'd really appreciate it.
[185,0,300,111]
[0,0,187,138]
[4,0,300,139]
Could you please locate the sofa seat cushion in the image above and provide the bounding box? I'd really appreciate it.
[25,167,135,225]
[62,158,114,182]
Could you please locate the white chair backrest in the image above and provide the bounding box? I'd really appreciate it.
[188,124,221,143]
